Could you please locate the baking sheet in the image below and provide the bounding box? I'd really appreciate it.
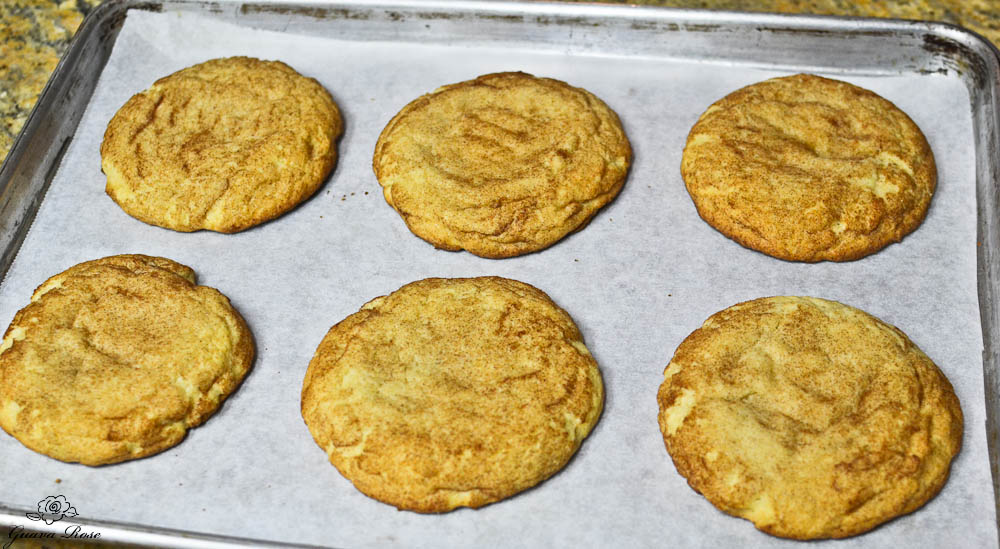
[0,7,994,548]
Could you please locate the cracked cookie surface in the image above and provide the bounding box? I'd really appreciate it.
[657,296,962,539]
[101,56,342,233]
[301,277,604,512]
[0,255,254,465]
[681,74,936,262]
[372,72,631,258]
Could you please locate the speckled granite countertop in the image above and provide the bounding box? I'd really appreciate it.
[3,0,999,165]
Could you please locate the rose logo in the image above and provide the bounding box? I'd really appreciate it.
[25,495,78,525]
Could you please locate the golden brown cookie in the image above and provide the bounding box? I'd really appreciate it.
[301,277,603,512]
[0,255,254,465]
[101,57,342,233]
[657,296,962,539]
[681,74,936,262]
[372,72,631,258]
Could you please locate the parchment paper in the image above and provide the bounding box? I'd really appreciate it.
[0,8,994,548]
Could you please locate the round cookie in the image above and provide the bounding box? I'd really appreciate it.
[301,277,603,512]
[372,72,632,258]
[101,57,342,233]
[681,74,936,262]
[657,296,962,539]
[0,255,254,465]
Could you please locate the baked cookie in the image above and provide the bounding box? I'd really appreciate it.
[372,72,631,258]
[681,74,936,262]
[302,277,603,512]
[0,255,254,465]
[101,57,342,233]
[657,296,962,539]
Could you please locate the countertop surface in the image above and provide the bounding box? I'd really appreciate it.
[2,0,999,165]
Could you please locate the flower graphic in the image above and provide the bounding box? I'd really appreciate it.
[25,495,78,525]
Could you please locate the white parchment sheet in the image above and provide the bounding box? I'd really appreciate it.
[0,8,994,548]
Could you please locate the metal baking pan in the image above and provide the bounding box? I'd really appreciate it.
[1,1,999,547]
